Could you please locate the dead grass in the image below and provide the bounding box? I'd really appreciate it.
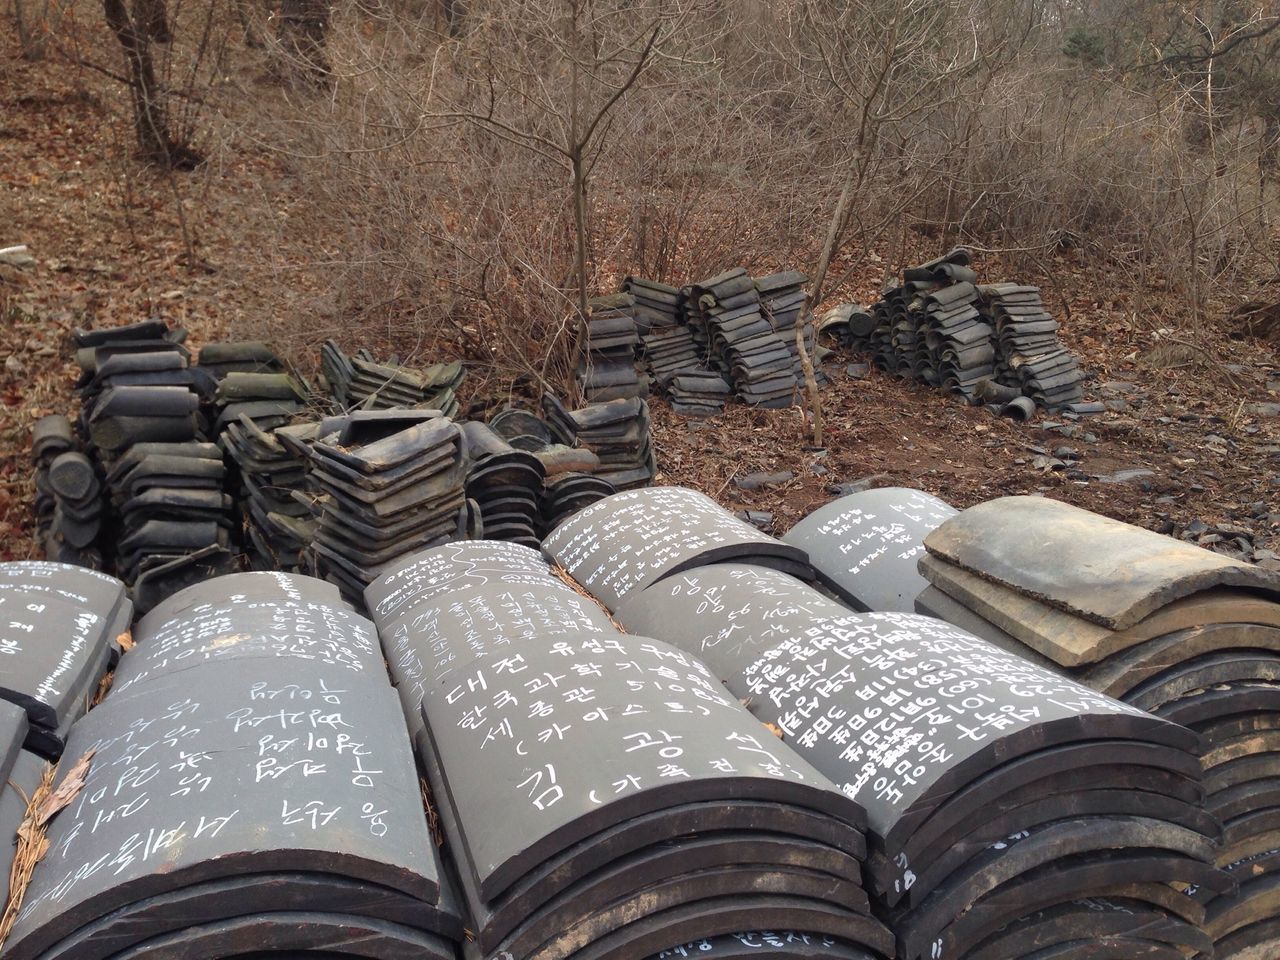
[0,750,94,949]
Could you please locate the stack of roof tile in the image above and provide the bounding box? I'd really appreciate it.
[306,410,468,599]
[31,414,102,568]
[70,322,235,609]
[919,282,993,399]
[0,705,44,886]
[617,562,1225,960]
[866,288,900,371]
[979,284,1084,411]
[914,496,1280,959]
[580,293,646,401]
[222,417,319,571]
[541,472,617,531]
[625,277,702,388]
[780,486,957,613]
[195,340,285,380]
[462,420,546,549]
[852,251,1087,414]
[72,320,198,415]
[211,370,307,438]
[211,371,312,570]
[690,268,798,408]
[322,339,463,415]
[5,570,463,960]
[570,396,656,490]
[625,275,682,330]
[105,439,234,612]
[668,369,731,417]
[755,270,818,381]
[545,487,1229,960]
[819,303,875,351]
[73,320,203,457]
[364,542,893,960]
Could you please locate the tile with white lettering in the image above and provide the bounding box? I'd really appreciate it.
[114,597,384,697]
[542,487,810,612]
[421,631,862,902]
[781,488,956,613]
[0,588,112,730]
[5,656,444,960]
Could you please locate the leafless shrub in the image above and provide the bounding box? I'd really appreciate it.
[203,0,1278,386]
[924,64,1273,317]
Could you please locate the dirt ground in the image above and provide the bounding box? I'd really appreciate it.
[4,27,1280,564]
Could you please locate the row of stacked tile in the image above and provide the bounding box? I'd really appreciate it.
[544,486,1265,959]
[35,321,657,609]
[583,269,824,417]
[782,484,1280,958]
[824,248,1087,413]
[10,479,1279,957]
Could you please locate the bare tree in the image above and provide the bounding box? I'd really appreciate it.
[13,0,51,59]
[239,0,1277,396]
[763,0,1011,443]
[136,0,170,42]
[277,0,332,82]
[437,0,717,319]
[102,0,199,166]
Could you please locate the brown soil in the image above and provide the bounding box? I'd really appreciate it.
[3,28,1279,563]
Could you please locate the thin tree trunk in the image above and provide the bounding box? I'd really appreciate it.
[568,0,588,321]
[440,0,465,36]
[278,0,331,81]
[571,153,589,321]
[136,0,170,42]
[14,0,48,60]
[235,0,264,47]
[1262,115,1279,185]
[796,163,859,448]
[103,0,172,164]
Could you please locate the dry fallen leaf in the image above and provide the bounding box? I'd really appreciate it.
[0,761,57,948]
[37,749,95,827]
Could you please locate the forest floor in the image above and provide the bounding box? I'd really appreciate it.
[4,26,1280,564]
